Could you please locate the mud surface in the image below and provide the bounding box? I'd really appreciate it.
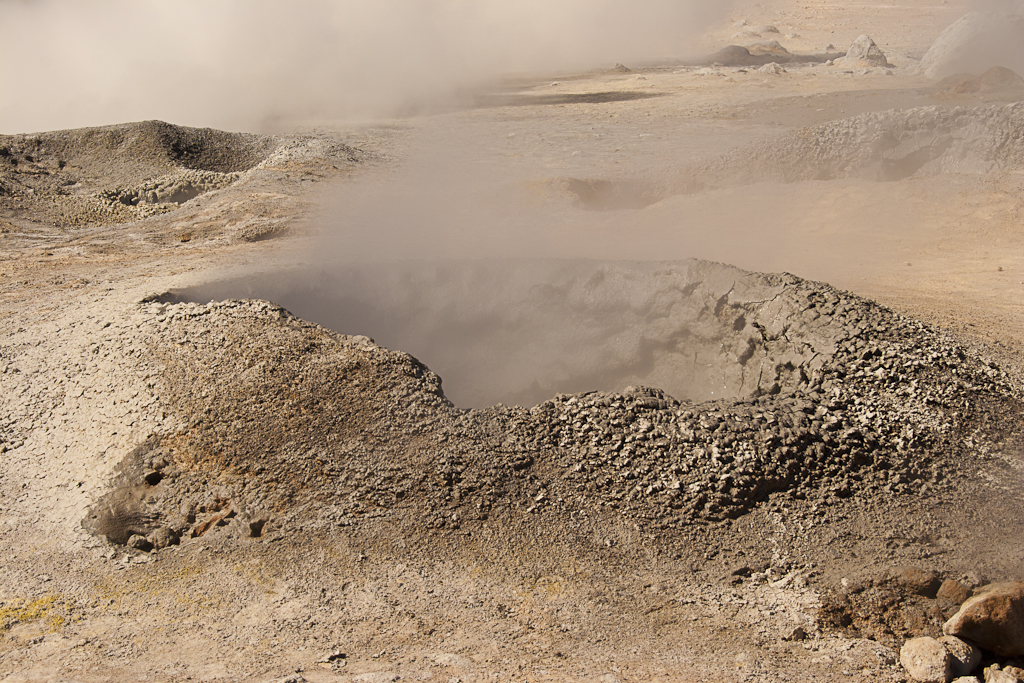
[3,1,1024,681]
[92,263,1024,536]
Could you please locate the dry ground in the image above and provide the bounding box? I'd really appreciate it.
[3,1,1024,681]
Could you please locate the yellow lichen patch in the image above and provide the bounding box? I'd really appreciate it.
[92,561,228,620]
[0,596,67,633]
[94,562,205,603]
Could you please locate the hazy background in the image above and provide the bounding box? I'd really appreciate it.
[0,0,728,135]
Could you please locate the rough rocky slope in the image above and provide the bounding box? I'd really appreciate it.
[0,121,278,228]
[5,28,1024,676]
[704,102,1024,184]
[0,120,366,243]
[65,259,1024,550]
[171,259,887,407]
[6,255,1024,681]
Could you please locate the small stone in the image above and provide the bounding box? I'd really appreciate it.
[146,526,179,550]
[897,567,942,598]
[318,650,346,663]
[268,676,307,683]
[900,636,952,683]
[938,580,972,606]
[945,582,1024,657]
[352,674,399,683]
[1005,666,1024,681]
[939,635,981,678]
[962,573,986,589]
[984,664,1019,683]
[249,516,269,538]
[782,626,807,641]
[126,534,153,552]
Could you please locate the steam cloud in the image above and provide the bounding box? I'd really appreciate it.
[0,0,728,135]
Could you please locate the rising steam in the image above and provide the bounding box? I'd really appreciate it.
[0,0,728,135]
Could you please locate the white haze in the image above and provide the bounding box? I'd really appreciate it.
[0,0,728,135]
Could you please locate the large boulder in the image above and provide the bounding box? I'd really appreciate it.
[939,635,981,678]
[901,637,953,683]
[944,582,1024,657]
[920,12,1024,80]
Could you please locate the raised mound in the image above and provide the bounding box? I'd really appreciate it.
[0,120,279,228]
[703,102,1024,184]
[920,11,1024,81]
[80,260,1023,554]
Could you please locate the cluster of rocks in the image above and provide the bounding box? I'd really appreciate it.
[97,168,242,214]
[78,260,1023,550]
[703,32,885,68]
[901,582,1024,683]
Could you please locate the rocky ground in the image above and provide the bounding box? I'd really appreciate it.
[3,1,1024,681]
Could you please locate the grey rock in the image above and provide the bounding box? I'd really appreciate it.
[900,636,952,683]
[126,534,153,552]
[939,635,981,678]
[146,526,179,550]
[840,35,891,67]
[984,664,1020,683]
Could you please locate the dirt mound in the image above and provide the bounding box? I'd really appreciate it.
[920,12,1024,81]
[703,102,1024,184]
[939,66,1024,95]
[836,35,892,68]
[703,44,838,67]
[0,120,279,228]
[81,260,1024,553]
[746,40,791,58]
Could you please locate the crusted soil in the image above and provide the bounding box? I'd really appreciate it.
[0,120,366,244]
[3,1,1024,681]
[86,269,1024,539]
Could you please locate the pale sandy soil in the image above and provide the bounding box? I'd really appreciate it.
[2,1,1024,682]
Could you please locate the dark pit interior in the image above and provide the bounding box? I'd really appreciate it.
[167,259,845,409]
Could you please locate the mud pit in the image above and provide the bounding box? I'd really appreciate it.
[169,259,851,408]
[5,2,1024,681]
[99,261,1024,533]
